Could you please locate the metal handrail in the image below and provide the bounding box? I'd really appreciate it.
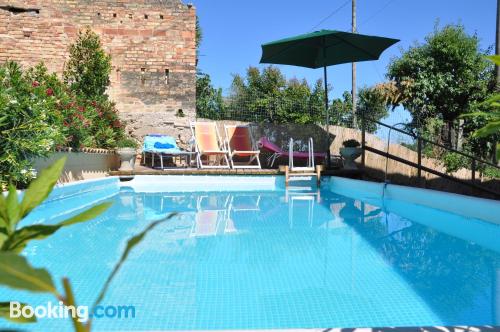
[358,114,500,199]
[366,117,499,170]
[385,123,407,183]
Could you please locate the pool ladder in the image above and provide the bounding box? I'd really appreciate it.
[283,138,323,187]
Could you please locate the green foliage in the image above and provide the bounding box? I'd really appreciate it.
[0,302,36,323]
[116,137,138,149]
[387,24,493,150]
[0,158,112,253]
[0,61,65,188]
[0,158,126,331]
[0,214,175,331]
[441,151,469,174]
[63,28,112,99]
[196,72,225,119]
[196,16,203,64]
[342,139,360,148]
[357,87,390,132]
[225,66,325,124]
[330,87,389,133]
[1,29,124,188]
[0,253,57,293]
[460,55,500,159]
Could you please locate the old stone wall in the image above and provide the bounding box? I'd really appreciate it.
[0,0,196,142]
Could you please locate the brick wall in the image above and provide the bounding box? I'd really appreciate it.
[0,0,196,142]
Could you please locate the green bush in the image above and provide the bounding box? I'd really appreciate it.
[342,139,361,148]
[63,28,112,99]
[116,137,138,149]
[442,151,469,174]
[0,28,125,188]
[0,62,64,188]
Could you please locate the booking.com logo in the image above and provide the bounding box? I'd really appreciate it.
[9,301,136,322]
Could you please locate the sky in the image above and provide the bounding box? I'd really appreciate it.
[192,0,497,131]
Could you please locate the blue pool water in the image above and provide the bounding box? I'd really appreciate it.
[1,176,500,331]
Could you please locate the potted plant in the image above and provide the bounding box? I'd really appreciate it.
[340,139,362,170]
[116,138,138,171]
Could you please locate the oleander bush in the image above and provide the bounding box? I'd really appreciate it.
[0,29,126,189]
[0,62,64,188]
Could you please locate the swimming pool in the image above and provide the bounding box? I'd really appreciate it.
[1,175,500,331]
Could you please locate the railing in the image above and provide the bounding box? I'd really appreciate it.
[360,115,500,199]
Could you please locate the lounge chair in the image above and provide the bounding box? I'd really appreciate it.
[190,122,230,169]
[191,194,231,237]
[142,134,195,169]
[258,137,326,167]
[224,124,261,169]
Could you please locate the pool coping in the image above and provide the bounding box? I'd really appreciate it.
[103,326,497,332]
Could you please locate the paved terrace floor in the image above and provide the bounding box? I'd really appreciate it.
[109,165,363,178]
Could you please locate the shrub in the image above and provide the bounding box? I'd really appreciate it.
[116,137,138,149]
[63,28,112,99]
[442,151,469,174]
[0,62,64,188]
[342,139,361,148]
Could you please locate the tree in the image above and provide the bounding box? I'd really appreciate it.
[330,87,389,133]
[227,66,324,123]
[387,24,494,148]
[196,72,225,119]
[63,28,112,99]
[196,16,202,65]
[461,55,500,160]
[357,87,390,133]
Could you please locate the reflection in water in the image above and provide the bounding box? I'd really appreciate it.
[129,187,500,328]
[4,186,500,331]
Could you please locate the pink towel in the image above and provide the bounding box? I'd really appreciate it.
[258,137,326,159]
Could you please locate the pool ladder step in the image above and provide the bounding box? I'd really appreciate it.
[280,165,323,186]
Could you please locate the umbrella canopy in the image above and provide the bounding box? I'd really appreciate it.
[260,29,399,68]
[260,29,399,163]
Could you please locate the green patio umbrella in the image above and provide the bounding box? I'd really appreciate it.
[260,29,399,160]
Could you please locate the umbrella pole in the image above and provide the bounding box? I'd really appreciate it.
[324,64,331,167]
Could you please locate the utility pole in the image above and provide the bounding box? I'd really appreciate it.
[496,0,500,90]
[495,0,500,164]
[352,0,357,128]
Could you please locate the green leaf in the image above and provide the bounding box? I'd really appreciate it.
[19,157,66,220]
[0,194,8,229]
[91,213,176,310]
[473,120,500,138]
[0,301,37,323]
[6,185,20,229]
[60,201,112,226]
[0,253,57,293]
[0,228,7,249]
[486,55,500,66]
[2,202,112,253]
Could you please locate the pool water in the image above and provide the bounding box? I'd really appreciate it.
[1,177,500,331]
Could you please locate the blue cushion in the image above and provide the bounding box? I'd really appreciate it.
[154,142,175,149]
[143,135,179,152]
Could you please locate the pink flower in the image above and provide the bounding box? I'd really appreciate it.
[32,81,40,87]
[46,88,54,96]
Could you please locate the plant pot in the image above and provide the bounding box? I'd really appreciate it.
[116,148,137,171]
[340,147,362,170]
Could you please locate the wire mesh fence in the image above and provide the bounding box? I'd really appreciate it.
[196,90,499,190]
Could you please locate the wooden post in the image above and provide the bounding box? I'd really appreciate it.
[496,0,500,90]
[417,137,422,180]
[361,116,366,168]
[351,0,357,127]
[471,159,476,181]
